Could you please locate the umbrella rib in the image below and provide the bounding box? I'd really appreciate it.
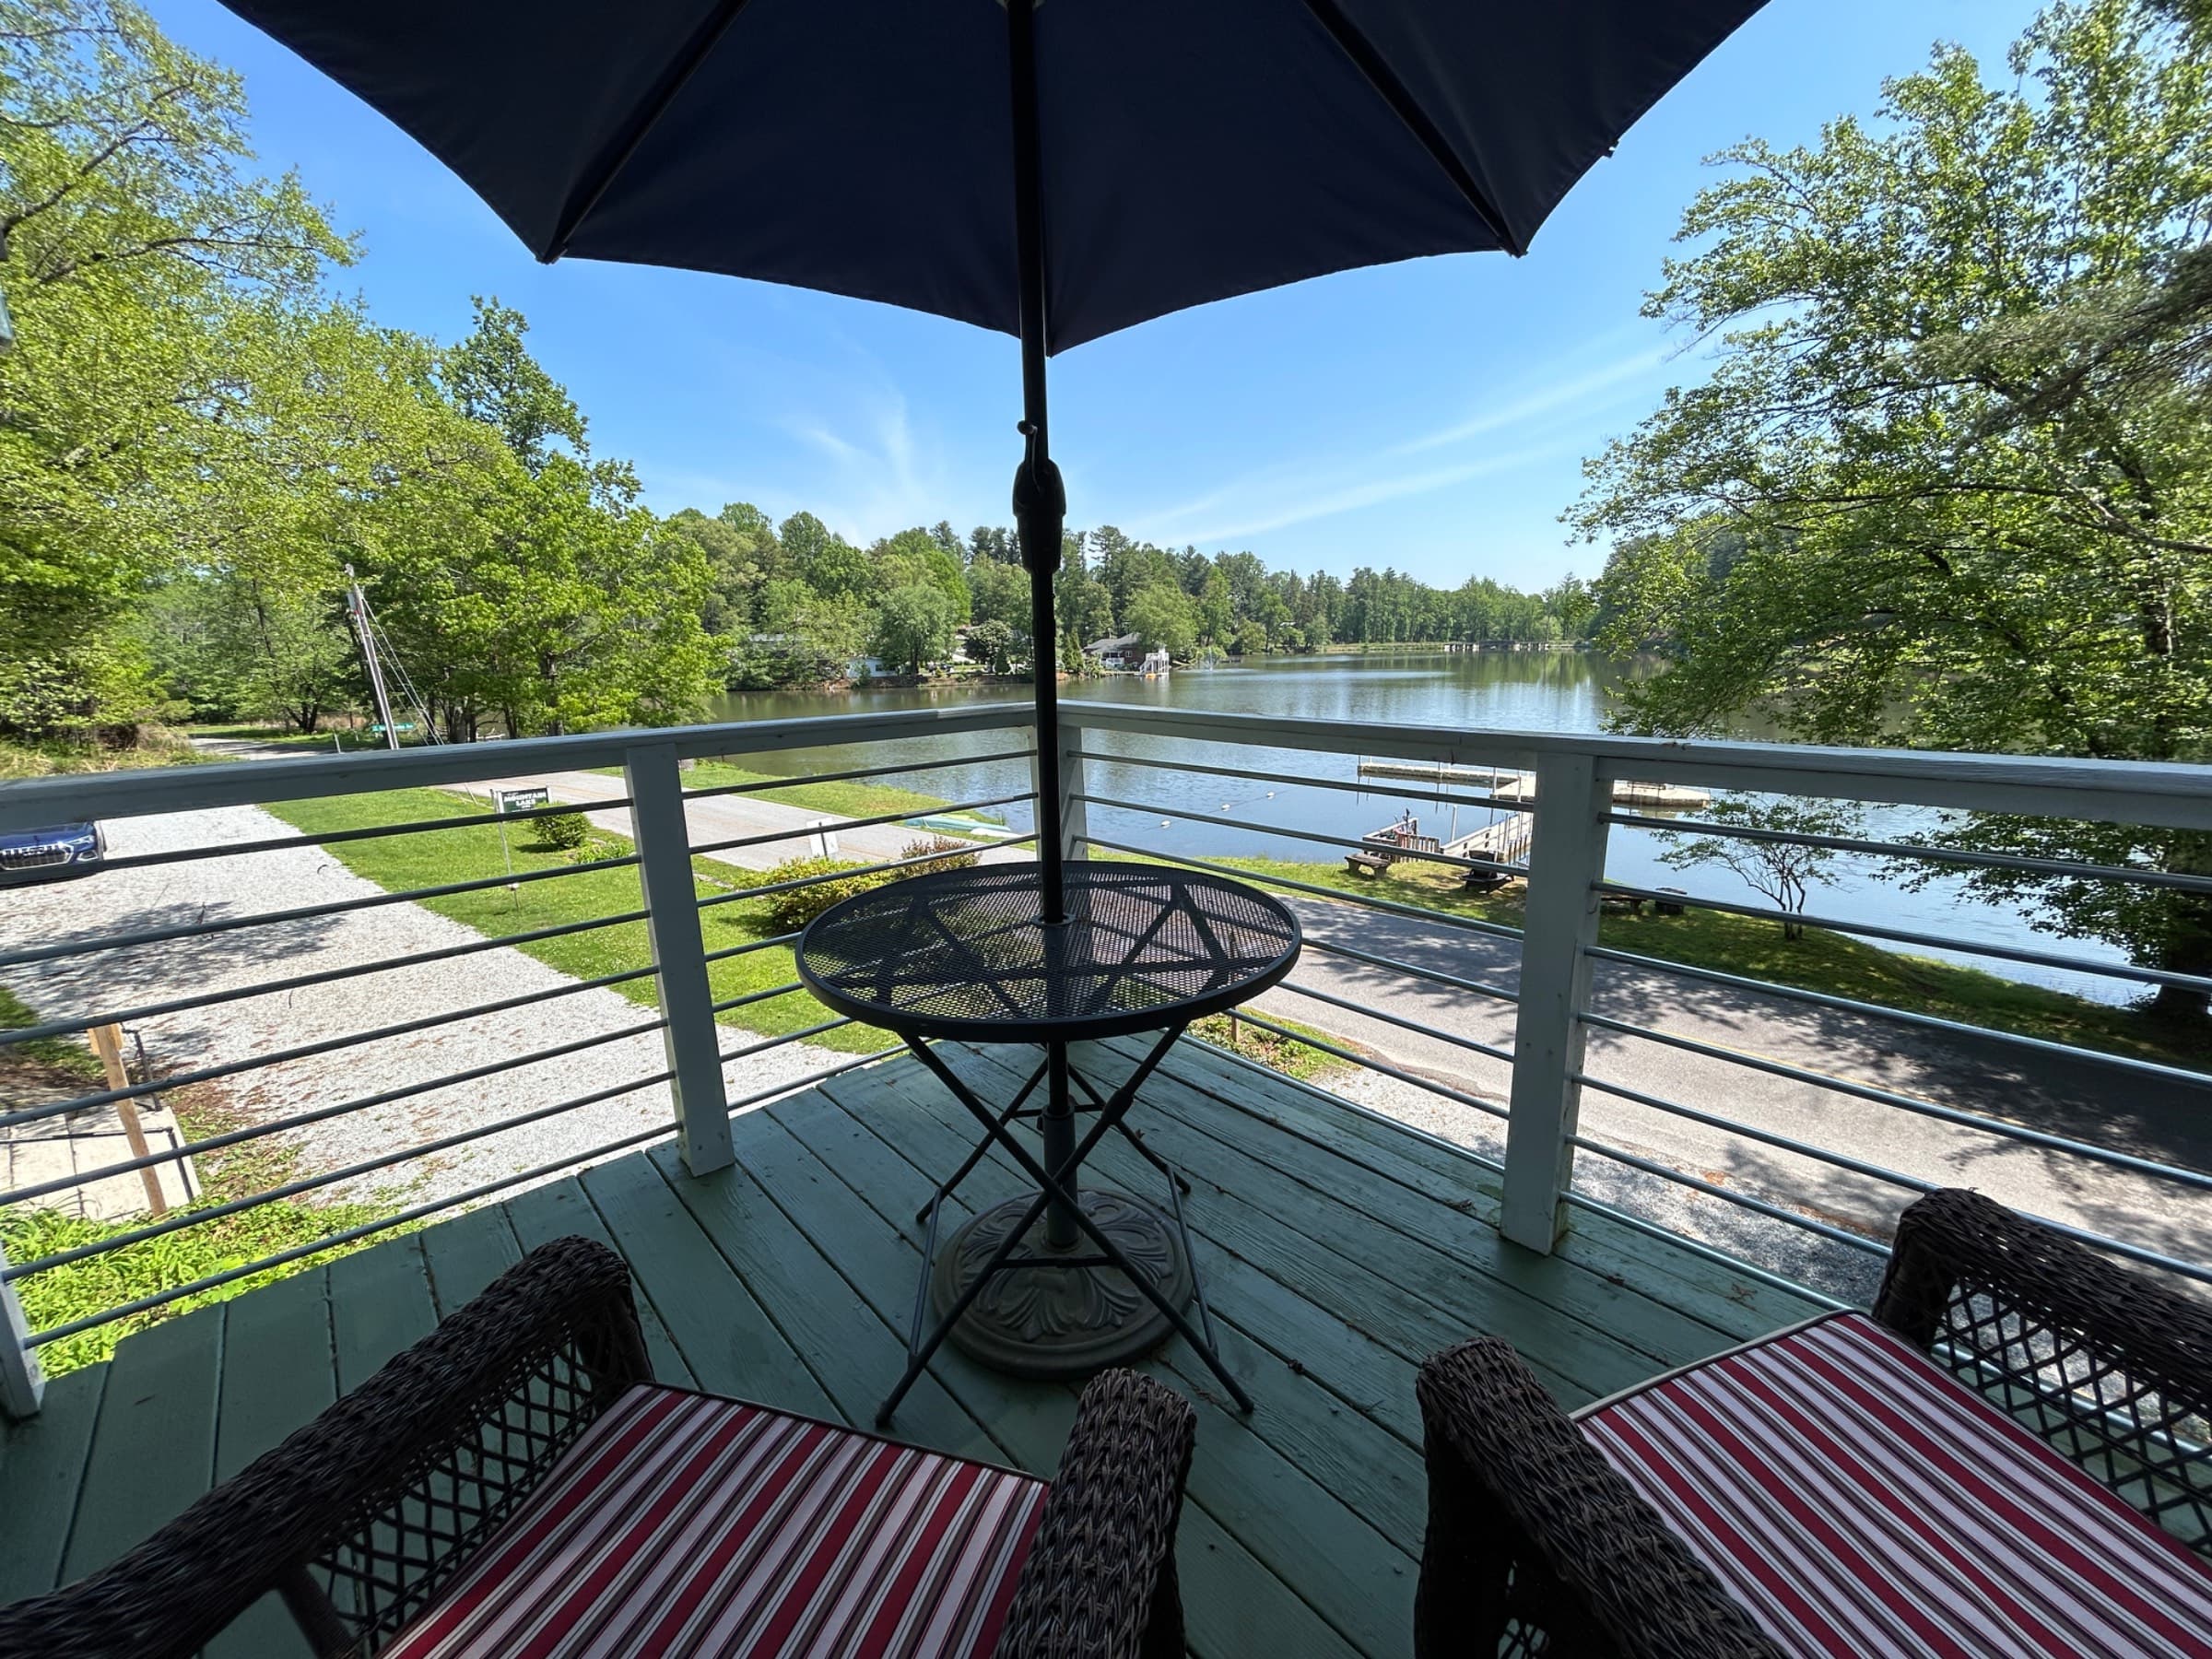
[540,0,758,261]
[1296,0,1524,257]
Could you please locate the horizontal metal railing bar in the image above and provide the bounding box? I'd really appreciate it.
[1276,979,1515,1065]
[709,980,806,1016]
[1577,1007,2212,1192]
[19,1045,907,1347]
[1076,791,1530,877]
[682,747,1039,804]
[1074,748,1535,817]
[1595,878,2212,996]
[1061,701,2212,832]
[688,790,1034,857]
[701,930,801,966]
[717,1019,852,1064]
[1168,1044,1508,1177]
[1577,1073,1936,1197]
[1078,836,1526,945]
[0,849,641,973]
[1577,1069,2212,1288]
[1565,1135,1892,1256]
[1226,1010,1512,1122]
[0,1016,666,1207]
[1301,935,1519,1005]
[695,837,1039,912]
[7,1065,685,1281]
[0,704,1039,832]
[0,962,664,1132]
[1559,1188,1851,1312]
[93,793,633,877]
[1583,943,2212,1094]
[1604,809,2212,898]
[0,909,651,1049]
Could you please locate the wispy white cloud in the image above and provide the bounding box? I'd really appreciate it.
[779,385,953,539]
[1135,337,1668,546]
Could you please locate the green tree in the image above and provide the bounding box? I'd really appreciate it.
[1659,796,1867,942]
[965,618,1017,673]
[1054,568,1114,644]
[1580,0,2212,1015]
[1124,583,1200,658]
[0,0,347,734]
[441,297,585,471]
[873,582,957,674]
[969,558,1031,633]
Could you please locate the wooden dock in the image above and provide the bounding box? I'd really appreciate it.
[1356,760,1712,810]
[1440,813,1533,867]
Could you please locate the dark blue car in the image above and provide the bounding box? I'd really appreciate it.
[0,821,106,886]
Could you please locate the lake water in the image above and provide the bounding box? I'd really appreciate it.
[701,651,2139,1006]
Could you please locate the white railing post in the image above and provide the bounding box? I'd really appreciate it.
[1500,751,1610,1252]
[0,1238,44,1418]
[625,741,734,1175]
[1048,717,1088,864]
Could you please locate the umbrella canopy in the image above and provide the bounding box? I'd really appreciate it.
[219,0,1764,913]
[219,0,1759,352]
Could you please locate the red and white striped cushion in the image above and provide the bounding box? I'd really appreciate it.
[1581,1312,2212,1657]
[383,1385,1048,1659]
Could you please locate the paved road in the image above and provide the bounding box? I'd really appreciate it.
[1247,897,2212,1275]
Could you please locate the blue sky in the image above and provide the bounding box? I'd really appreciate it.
[158,0,2030,591]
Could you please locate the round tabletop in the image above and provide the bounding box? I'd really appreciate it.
[795,863,1301,1043]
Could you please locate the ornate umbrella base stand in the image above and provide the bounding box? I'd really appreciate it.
[928,1189,1197,1380]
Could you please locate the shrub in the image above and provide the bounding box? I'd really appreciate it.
[759,855,888,932]
[899,835,982,877]
[534,810,590,850]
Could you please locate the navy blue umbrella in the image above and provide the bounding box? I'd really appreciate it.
[220,0,1763,914]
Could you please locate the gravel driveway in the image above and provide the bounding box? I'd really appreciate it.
[0,806,847,1210]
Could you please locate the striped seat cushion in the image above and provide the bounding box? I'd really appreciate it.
[383,1385,1048,1659]
[1581,1312,2212,1657]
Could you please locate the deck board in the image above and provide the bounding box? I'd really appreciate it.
[3,1040,1815,1657]
[0,1362,104,1604]
[59,1302,224,1585]
[206,1266,336,1659]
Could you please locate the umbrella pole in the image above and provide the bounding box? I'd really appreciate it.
[1007,0,1066,927]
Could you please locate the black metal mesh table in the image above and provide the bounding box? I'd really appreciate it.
[797,863,1300,1423]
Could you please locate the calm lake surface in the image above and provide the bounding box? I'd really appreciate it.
[702,651,2136,1006]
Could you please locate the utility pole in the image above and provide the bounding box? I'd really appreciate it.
[347,565,401,751]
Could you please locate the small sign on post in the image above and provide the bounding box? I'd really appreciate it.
[490,786,552,894]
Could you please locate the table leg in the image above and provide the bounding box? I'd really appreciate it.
[1042,1041,1078,1249]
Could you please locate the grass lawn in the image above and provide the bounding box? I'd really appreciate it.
[265,787,889,1053]
[1112,849,2212,1072]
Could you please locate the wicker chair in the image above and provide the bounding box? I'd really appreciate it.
[0,1236,1197,1659]
[1415,1188,2212,1657]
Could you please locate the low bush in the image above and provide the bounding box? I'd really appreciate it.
[533,810,591,850]
[900,834,981,877]
[759,855,888,932]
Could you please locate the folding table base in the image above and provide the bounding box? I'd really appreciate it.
[875,1030,1253,1426]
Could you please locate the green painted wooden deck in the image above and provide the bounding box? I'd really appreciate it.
[2,1036,1824,1657]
